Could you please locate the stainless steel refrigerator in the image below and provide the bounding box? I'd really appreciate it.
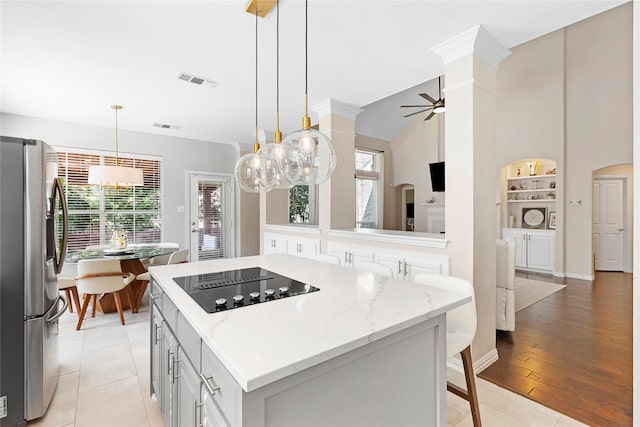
[0,136,68,426]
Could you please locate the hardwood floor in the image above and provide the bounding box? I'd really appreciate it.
[479,271,633,426]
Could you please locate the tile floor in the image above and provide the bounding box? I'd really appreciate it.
[31,299,587,427]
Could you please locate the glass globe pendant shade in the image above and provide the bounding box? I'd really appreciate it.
[258,143,294,189]
[279,127,336,185]
[234,152,272,193]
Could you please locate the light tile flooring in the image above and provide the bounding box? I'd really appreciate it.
[31,300,587,427]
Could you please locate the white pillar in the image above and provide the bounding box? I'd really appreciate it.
[431,25,510,365]
[312,99,363,235]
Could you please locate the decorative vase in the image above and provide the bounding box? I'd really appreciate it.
[111,228,128,249]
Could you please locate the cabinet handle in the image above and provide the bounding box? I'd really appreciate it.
[398,261,402,275]
[150,292,162,302]
[200,374,221,397]
[404,261,408,277]
[349,252,353,264]
[167,349,174,375]
[344,252,348,263]
[194,400,203,427]
[172,357,180,383]
[154,323,162,345]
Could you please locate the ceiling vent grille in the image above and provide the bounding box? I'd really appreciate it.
[153,123,181,130]
[177,71,218,89]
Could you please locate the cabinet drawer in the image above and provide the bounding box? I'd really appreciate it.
[201,344,239,426]
[162,295,179,332]
[178,312,201,370]
[150,279,164,308]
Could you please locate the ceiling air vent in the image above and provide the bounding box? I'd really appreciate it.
[177,71,218,89]
[153,123,181,130]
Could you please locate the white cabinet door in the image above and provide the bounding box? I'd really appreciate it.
[370,252,402,278]
[176,347,202,427]
[263,233,287,255]
[286,237,319,259]
[327,242,375,268]
[527,232,554,271]
[373,249,449,280]
[151,305,163,400]
[503,229,527,268]
[403,255,448,281]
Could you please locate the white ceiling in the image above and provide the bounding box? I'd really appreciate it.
[1,1,627,147]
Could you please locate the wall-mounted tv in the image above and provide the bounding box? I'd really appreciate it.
[429,161,445,192]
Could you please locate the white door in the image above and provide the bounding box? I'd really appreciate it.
[593,179,624,271]
[189,174,234,262]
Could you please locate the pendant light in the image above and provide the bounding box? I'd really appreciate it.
[88,105,143,189]
[258,0,293,190]
[277,0,336,185]
[234,9,272,193]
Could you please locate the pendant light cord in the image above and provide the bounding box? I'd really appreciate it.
[255,10,258,149]
[303,0,308,118]
[276,0,280,133]
[114,105,119,166]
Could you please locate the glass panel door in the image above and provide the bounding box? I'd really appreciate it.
[189,174,233,261]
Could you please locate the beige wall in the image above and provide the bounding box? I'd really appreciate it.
[565,3,633,278]
[385,114,443,231]
[497,3,633,278]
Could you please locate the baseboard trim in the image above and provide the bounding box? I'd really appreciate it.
[447,347,498,374]
[564,272,594,281]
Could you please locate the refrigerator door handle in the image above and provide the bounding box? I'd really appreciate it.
[45,296,67,324]
[51,178,68,275]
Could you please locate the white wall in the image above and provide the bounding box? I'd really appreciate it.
[1,112,238,252]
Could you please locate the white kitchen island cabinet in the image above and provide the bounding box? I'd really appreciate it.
[149,254,469,427]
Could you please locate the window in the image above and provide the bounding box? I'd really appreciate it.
[355,148,383,229]
[56,149,163,260]
[289,185,317,224]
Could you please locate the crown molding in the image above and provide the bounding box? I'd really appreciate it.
[430,25,511,69]
[311,99,363,120]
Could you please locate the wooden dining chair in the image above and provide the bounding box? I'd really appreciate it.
[57,275,81,314]
[75,259,135,330]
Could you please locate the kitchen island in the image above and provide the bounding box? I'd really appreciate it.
[149,254,470,426]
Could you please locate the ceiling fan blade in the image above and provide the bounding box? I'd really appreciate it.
[400,104,431,108]
[403,109,430,118]
[424,111,436,121]
[419,92,437,103]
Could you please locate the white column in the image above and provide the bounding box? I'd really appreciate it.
[431,25,510,364]
[312,99,363,235]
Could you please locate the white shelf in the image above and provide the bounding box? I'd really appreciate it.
[507,174,557,181]
[507,199,556,203]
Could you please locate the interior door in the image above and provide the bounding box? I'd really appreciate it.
[593,178,624,271]
[189,174,233,262]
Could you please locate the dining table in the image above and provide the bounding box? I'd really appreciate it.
[67,245,178,314]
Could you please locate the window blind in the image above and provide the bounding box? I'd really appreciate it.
[196,179,227,260]
[56,149,163,260]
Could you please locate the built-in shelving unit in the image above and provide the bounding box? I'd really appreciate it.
[504,159,557,229]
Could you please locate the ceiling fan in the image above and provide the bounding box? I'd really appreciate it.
[400,76,445,121]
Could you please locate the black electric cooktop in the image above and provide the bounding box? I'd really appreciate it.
[172,267,320,313]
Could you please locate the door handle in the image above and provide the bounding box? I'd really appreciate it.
[191,229,198,233]
[618,228,624,232]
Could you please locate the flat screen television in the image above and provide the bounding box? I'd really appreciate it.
[429,161,445,192]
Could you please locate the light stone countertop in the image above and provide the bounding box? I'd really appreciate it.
[150,254,469,392]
